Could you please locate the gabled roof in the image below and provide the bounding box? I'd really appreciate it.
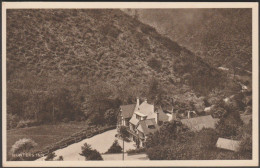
[181,115,219,131]
[216,138,241,152]
[157,107,170,122]
[137,119,159,135]
[137,101,154,116]
[129,116,139,126]
[120,104,136,119]
[146,107,170,122]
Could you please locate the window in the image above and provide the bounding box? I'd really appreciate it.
[148,125,155,129]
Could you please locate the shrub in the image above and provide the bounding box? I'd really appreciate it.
[7,114,20,129]
[10,138,38,161]
[57,155,64,161]
[105,140,122,154]
[79,143,103,160]
[10,138,37,155]
[45,152,56,161]
[16,119,39,128]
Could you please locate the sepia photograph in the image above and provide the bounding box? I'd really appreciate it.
[1,2,259,167]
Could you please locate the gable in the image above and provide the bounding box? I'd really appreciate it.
[137,119,159,135]
[138,102,154,116]
[120,104,136,119]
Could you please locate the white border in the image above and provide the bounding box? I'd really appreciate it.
[2,2,259,167]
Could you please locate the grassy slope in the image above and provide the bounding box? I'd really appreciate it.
[7,121,89,159]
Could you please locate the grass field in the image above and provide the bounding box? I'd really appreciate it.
[7,121,89,159]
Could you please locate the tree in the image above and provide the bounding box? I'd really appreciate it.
[215,102,243,138]
[146,120,187,148]
[79,143,103,160]
[119,126,129,139]
[104,109,118,125]
[105,140,122,154]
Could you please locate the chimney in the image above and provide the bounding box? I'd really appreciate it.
[188,111,190,119]
[137,97,139,106]
[144,98,147,103]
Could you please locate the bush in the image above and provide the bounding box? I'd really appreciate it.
[105,140,122,154]
[196,128,219,150]
[79,143,103,160]
[45,152,56,161]
[10,138,37,155]
[7,114,20,129]
[57,155,64,161]
[16,119,39,128]
[10,138,38,161]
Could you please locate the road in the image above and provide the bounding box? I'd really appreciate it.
[37,129,142,161]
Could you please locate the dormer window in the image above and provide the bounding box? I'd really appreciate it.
[136,115,141,120]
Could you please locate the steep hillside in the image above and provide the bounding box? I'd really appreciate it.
[7,9,227,124]
[128,9,252,73]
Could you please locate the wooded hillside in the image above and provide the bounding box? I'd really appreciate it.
[7,9,231,128]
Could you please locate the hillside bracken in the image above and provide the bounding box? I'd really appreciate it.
[7,9,228,126]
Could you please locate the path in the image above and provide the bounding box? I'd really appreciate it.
[37,129,137,161]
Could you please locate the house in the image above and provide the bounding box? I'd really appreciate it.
[118,98,170,147]
[181,115,219,131]
[117,104,136,127]
[216,138,241,152]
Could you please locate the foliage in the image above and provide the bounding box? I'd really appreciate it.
[119,126,129,139]
[7,114,19,129]
[237,120,252,159]
[10,138,38,161]
[105,140,122,154]
[145,127,249,160]
[16,120,39,128]
[45,152,57,161]
[146,120,188,148]
[104,109,118,125]
[79,143,103,160]
[6,9,245,128]
[57,155,64,161]
[215,102,243,138]
[147,57,162,72]
[10,138,37,155]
